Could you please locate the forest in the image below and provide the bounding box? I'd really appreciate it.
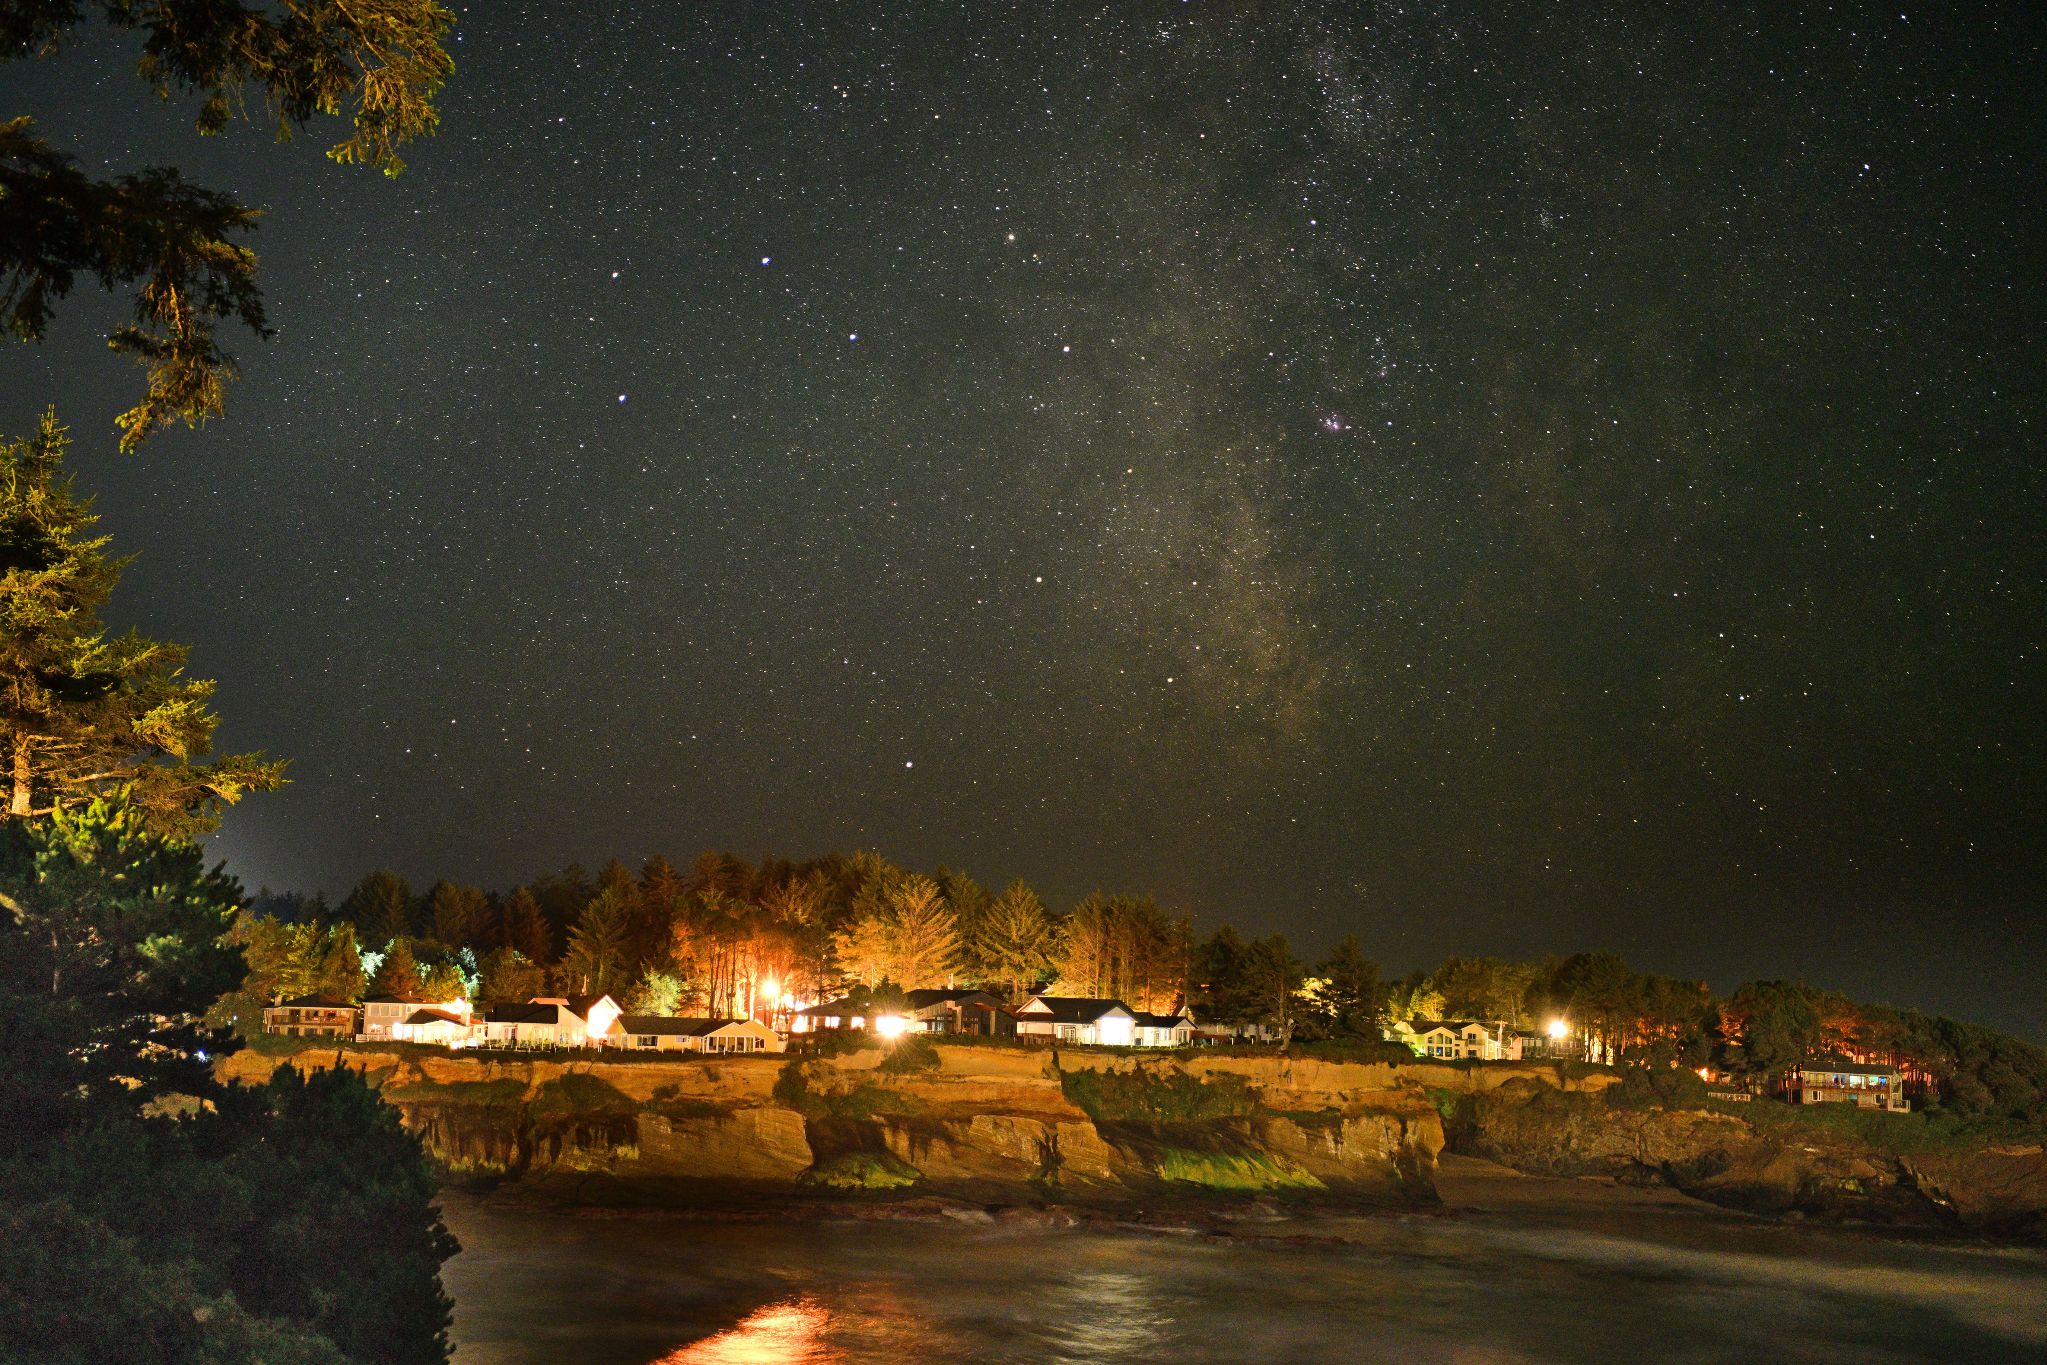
[226,847,2047,1125]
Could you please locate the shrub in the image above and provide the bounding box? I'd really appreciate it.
[876,1034,941,1075]
[802,1151,920,1190]
[529,1072,636,1119]
[1060,1064,1261,1123]
[1605,1064,1710,1111]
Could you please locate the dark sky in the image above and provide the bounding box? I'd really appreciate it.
[8,3,2043,1033]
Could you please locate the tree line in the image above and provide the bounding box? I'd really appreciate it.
[228,853,2047,1125]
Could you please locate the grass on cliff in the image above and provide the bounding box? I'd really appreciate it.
[802,1151,922,1190]
[380,1077,529,1107]
[772,1061,923,1122]
[1156,1148,1324,1191]
[530,1072,639,1120]
[1060,1065,1262,1124]
[1730,1096,2039,1157]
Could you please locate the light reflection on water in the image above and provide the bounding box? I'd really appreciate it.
[440,1198,2047,1365]
[652,1297,835,1364]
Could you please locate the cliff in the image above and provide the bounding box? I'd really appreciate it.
[220,1043,2044,1238]
[220,1042,1447,1211]
[1447,1077,2047,1239]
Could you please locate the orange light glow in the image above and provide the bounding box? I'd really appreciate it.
[1547,1018,1569,1039]
[873,1013,908,1039]
[654,1296,831,1363]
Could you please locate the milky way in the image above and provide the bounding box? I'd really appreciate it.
[6,2,2041,1031]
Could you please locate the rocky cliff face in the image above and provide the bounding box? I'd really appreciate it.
[1449,1078,2047,1238]
[226,1043,1446,1210]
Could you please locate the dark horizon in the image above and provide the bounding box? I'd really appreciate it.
[8,3,2040,1037]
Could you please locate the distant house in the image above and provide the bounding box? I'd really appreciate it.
[394,1007,473,1046]
[904,988,1004,1035]
[361,996,425,1040]
[1131,1009,1195,1048]
[263,994,357,1039]
[616,1016,783,1054]
[1792,1063,1910,1112]
[1012,996,1138,1046]
[476,994,621,1049]
[792,998,880,1032]
[1400,1019,1519,1061]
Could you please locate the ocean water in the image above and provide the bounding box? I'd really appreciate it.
[440,1170,2047,1364]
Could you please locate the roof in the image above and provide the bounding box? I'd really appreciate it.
[1411,1019,1482,1035]
[362,995,424,1006]
[1800,1063,1901,1078]
[485,1003,566,1025]
[1132,1011,1192,1029]
[1019,996,1134,1025]
[275,994,354,1009]
[796,997,859,1017]
[403,1008,467,1027]
[617,1016,754,1037]
[905,988,1000,1009]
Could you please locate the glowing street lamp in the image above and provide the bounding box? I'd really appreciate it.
[1547,1018,1570,1040]
[873,1013,908,1040]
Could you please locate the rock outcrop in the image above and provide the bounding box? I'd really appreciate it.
[1449,1077,2047,1237]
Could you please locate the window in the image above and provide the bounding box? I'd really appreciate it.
[635,1035,656,1049]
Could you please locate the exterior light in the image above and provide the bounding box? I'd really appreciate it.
[873,1014,908,1039]
[1547,1018,1569,1039]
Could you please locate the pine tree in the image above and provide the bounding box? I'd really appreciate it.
[886,875,958,989]
[2,4,454,450]
[976,880,1056,1001]
[0,794,245,1151]
[475,946,544,1011]
[501,886,553,965]
[562,887,632,996]
[340,869,412,947]
[367,939,424,1002]
[313,922,365,1002]
[425,880,487,948]
[0,412,285,835]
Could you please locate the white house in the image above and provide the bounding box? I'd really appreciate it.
[263,994,357,1039]
[1793,1063,1910,1112]
[1131,1009,1196,1048]
[477,994,621,1048]
[362,994,472,1041]
[1394,1019,1520,1061]
[616,1016,783,1054]
[393,1007,473,1046]
[1012,996,1138,1046]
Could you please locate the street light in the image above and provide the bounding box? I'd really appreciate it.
[1547,1018,1569,1039]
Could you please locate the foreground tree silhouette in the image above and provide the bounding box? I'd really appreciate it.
[0,795,455,1362]
[0,411,284,834]
[1,0,455,449]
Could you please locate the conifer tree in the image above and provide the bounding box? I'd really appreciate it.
[500,886,553,966]
[367,939,424,1002]
[340,869,413,947]
[425,879,488,948]
[976,880,1057,1001]
[562,887,632,996]
[2,3,455,449]
[0,412,284,835]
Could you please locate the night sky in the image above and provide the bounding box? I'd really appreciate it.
[7,3,2042,1033]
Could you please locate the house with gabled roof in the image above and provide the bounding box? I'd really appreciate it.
[1131,1008,1195,1048]
[476,994,621,1048]
[1011,995,1138,1046]
[262,994,357,1039]
[616,1016,782,1054]
[394,1007,473,1046]
[1793,1063,1909,1112]
[904,988,1004,1035]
